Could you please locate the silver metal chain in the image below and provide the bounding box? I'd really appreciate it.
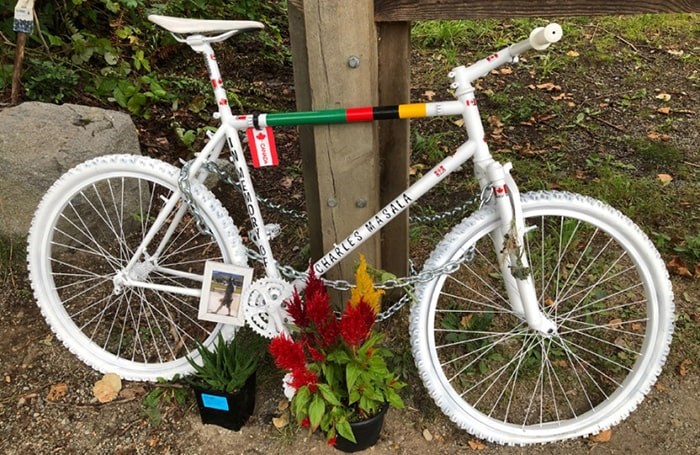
[203,159,477,225]
[245,246,475,321]
[203,160,307,220]
[178,160,214,236]
[178,158,491,321]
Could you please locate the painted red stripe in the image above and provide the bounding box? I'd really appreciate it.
[345,107,374,122]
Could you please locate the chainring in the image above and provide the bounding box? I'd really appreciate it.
[242,278,294,338]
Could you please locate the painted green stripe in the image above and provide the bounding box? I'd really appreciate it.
[266,109,347,127]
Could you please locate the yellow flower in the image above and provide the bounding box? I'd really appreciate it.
[350,255,384,315]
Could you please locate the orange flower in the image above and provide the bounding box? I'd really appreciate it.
[349,255,384,315]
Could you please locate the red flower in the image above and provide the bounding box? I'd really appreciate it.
[306,286,332,328]
[317,318,340,348]
[327,436,337,446]
[305,269,325,302]
[284,290,308,328]
[301,417,310,428]
[269,334,306,371]
[289,367,318,391]
[339,299,375,347]
[306,343,326,362]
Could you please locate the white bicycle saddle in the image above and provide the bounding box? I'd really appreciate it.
[148,14,264,35]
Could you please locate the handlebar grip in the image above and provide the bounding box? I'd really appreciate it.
[529,23,563,50]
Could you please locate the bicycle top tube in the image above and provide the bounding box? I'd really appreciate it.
[229,101,466,130]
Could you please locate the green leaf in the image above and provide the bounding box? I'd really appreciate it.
[317,383,341,406]
[348,389,360,405]
[327,349,351,363]
[112,87,127,107]
[336,418,356,443]
[308,394,325,430]
[103,52,118,65]
[346,362,362,393]
[385,388,404,409]
[127,92,147,113]
[293,386,311,416]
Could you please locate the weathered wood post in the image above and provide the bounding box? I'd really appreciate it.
[287,0,383,281]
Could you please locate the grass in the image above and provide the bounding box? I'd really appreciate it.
[409,13,699,251]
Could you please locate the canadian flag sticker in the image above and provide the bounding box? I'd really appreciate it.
[246,127,279,168]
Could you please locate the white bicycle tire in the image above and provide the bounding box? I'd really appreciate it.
[411,191,674,444]
[27,154,246,381]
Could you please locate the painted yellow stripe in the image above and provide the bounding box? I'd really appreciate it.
[398,103,427,119]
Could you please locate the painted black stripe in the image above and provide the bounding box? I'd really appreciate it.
[372,105,400,120]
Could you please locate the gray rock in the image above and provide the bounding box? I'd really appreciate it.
[0,102,140,237]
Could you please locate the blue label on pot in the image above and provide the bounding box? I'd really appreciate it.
[201,393,229,411]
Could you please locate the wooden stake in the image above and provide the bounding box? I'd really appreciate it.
[11,31,26,105]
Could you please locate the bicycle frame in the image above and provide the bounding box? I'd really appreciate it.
[125,34,558,334]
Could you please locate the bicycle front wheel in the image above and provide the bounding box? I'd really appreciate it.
[411,191,674,444]
[28,154,247,381]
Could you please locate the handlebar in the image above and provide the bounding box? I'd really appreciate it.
[529,23,563,50]
[450,23,564,92]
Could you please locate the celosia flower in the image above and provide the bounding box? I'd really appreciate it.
[269,334,306,371]
[327,436,337,446]
[306,342,326,362]
[349,255,383,315]
[288,367,318,392]
[304,269,325,303]
[317,318,340,348]
[301,417,310,428]
[306,285,332,328]
[339,299,375,347]
[284,290,308,328]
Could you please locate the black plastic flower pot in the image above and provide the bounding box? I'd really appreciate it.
[334,405,388,453]
[192,373,256,431]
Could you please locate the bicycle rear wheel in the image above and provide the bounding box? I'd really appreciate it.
[411,191,673,444]
[27,154,246,381]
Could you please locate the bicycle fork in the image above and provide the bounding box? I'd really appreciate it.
[484,161,558,336]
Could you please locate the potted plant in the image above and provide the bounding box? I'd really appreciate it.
[186,327,264,431]
[269,256,405,451]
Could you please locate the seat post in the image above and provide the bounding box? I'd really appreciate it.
[186,37,234,123]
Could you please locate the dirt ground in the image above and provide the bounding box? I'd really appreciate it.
[0,274,699,455]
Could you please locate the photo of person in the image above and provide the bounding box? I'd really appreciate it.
[198,261,253,325]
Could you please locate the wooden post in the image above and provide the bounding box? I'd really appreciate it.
[287,0,381,281]
[377,22,411,278]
